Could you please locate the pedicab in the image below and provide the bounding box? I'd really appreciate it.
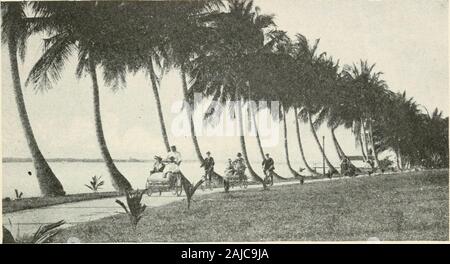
[145,160,183,196]
[223,163,248,192]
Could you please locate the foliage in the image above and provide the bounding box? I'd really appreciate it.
[378,157,394,172]
[85,175,104,192]
[14,189,23,199]
[115,190,146,229]
[3,220,65,244]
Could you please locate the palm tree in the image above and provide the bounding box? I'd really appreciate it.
[342,60,390,170]
[291,34,339,175]
[294,107,319,175]
[187,0,279,188]
[26,2,132,192]
[1,2,65,196]
[249,105,286,180]
[281,107,304,179]
[163,1,225,180]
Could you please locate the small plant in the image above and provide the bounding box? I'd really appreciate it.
[3,220,65,244]
[85,175,104,192]
[180,174,204,210]
[14,189,23,199]
[115,190,146,229]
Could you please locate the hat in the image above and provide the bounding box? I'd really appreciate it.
[206,151,211,155]
[154,156,162,161]
[237,153,242,157]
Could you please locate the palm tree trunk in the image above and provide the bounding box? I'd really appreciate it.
[332,127,360,173]
[367,119,380,169]
[89,58,132,193]
[307,111,338,174]
[180,69,223,180]
[331,127,346,160]
[251,106,286,180]
[148,59,170,152]
[181,69,203,162]
[294,107,319,176]
[250,108,265,160]
[361,119,370,160]
[359,133,367,161]
[396,147,403,170]
[236,90,266,189]
[282,107,303,179]
[8,38,65,197]
[331,130,343,160]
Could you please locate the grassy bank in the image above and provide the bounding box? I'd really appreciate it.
[54,170,448,242]
[2,191,122,214]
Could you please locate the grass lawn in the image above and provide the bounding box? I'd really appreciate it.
[2,191,122,214]
[54,170,448,242]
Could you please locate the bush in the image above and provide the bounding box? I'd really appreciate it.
[85,175,104,192]
[115,190,146,229]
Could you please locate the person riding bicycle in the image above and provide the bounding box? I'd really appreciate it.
[200,151,215,184]
[233,153,246,180]
[262,153,275,182]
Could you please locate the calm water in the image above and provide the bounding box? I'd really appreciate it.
[2,161,327,198]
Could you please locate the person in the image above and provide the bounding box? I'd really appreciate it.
[224,158,235,178]
[262,153,275,181]
[163,146,182,187]
[165,145,182,173]
[150,156,165,174]
[201,151,215,183]
[233,153,246,180]
[148,156,167,182]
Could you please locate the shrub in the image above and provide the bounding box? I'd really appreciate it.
[85,175,104,192]
[14,189,23,199]
[3,220,65,244]
[115,190,146,229]
[379,157,394,172]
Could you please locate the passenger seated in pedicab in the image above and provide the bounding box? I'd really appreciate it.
[232,153,247,180]
[163,146,182,187]
[224,158,235,179]
[148,156,167,182]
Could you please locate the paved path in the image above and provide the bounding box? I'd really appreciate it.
[3,172,387,238]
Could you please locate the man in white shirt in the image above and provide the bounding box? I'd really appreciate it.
[165,145,182,173]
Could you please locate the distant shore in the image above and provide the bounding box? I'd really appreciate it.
[2,157,151,163]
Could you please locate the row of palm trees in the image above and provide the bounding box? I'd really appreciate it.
[2,0,448,197]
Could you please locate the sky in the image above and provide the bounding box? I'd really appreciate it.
[1,0,448,166]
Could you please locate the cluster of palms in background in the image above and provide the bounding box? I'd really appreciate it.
[2,0,448,197]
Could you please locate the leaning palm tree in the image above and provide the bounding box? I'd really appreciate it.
[291,34,339,175]
[1,2,65,196]
[245,32,297,180]
[163,1,225,181]
[26,2,132,192]
[308,57,361,172]
[294,107,319,176]
[342,60,390,170]
[187,0,275,188]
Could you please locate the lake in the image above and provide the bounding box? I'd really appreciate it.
[2,160,332,198]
